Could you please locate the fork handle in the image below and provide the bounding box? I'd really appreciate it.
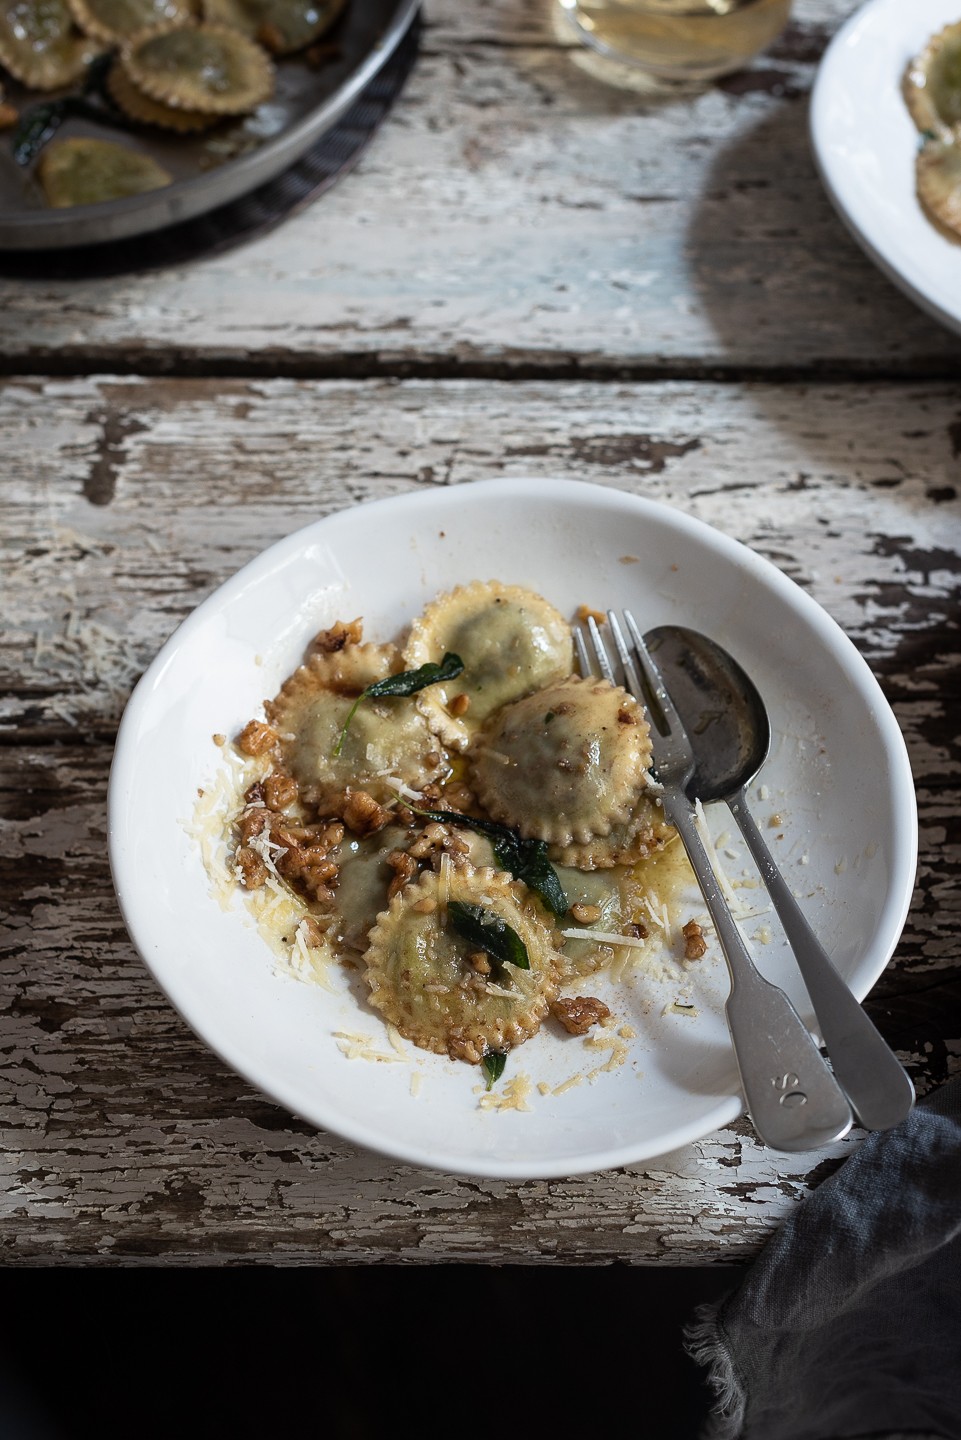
[729,789,915,1132]
[666,798,853,1152]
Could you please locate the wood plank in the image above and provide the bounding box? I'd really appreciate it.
[0,0,958,372]
[3,375,959,1264]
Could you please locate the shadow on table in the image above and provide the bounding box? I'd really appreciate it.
[2,1265,742,1438]
[683,100,961,381]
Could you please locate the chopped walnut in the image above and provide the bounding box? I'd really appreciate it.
[236,847,268,889]
[469,951,492,975]
[298,915,327,947]
[387,850,418,898]
[617,707,638,725]
[237,720,277,756]
[682,919,708,960]
[440,781,474,812]
[550,996,612,1035]
[263,772,298,811]
[277,844,336,884]
[342,790,391,835]
[570,903,602,924]
[408,822,471,870]
[310,618,363,653]
[238,805,268,843]
[447,1029,484,1065]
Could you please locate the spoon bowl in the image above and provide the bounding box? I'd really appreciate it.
[645,626,769,802]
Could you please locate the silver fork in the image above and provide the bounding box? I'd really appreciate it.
[580,611,853,1154]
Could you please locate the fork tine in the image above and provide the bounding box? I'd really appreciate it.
[622,609,685,736]
[585,615,616,684]
[573,624,594,678]
[605,611,646,708]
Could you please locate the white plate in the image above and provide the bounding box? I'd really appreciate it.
[810,0,961,338]
[108,479,917,1179]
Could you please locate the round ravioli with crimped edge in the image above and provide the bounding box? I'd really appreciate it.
[916,137,961,238]
[107,58,220,129]
[0,0,100,89]
[904,21,961,139]
[363,866,561,1065]
[67,0,193,45]
[37,135,173,206]
[402,580,574,753]
[470,674,652,847]
[549,791,674,871]
[265,649,448,807]
[202,0,344,55]
[121,21,273,113]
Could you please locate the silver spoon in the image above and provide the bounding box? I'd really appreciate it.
[645,624,915,1134]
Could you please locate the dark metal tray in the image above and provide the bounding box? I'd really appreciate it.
[0,0,419,250]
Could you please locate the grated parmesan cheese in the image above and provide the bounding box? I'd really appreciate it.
[333,1029,403,1064]
[560,927,648,949]
[476,1074,534,1112]
[382,776,424,803]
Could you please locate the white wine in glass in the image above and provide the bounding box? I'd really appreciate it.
[559,0,793,80]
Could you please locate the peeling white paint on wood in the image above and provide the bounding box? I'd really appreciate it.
[2,376,958,1264]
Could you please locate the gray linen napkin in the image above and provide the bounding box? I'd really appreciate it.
[684,1074,961,1440]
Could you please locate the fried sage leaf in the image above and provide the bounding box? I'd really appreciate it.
[448,901,530,972]
[333,651,464,756]
[397,801,568,918]
[482,1051,507,1091]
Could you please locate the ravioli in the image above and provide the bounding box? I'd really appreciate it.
[470,674,652,845]
[363,867,560,1064]
[266,664,448,806]
[107,59,222,130]
[916,136,961,236]
[202,0,345,55]
[37,136,172,205]
[403,580,574,751]
[0,0,99,89]
[67,0,192,45]
[904,20,961,137]
[904,20,961,240]
[121,21,274,113]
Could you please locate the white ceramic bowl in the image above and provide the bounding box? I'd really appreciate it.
[108,479,917,1179]
[811,0,961,339]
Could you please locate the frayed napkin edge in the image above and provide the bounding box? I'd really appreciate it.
[683,1298,746,1440]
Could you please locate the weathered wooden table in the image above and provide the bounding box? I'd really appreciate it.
[2,0,959,1267]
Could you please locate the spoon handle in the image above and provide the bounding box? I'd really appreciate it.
[665,800,853,1152]
[729,789,915,1132]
